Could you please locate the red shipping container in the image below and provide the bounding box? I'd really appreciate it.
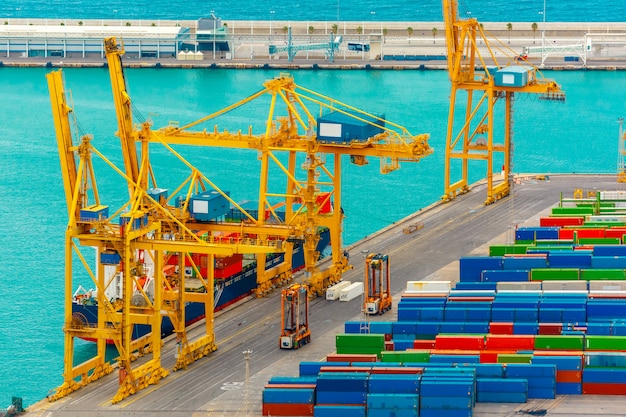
[326,353,378,362]
[370,367,424,374]
[435,335,485,350]
[215,253,243,268]
[448,296,495,302]
[583,383,626,395]
[559,228,575,240]
[413,340,436,349]
[316,192,332,214]
[533,350,584,357]
[263,403,314,416]
[605,228,626,239]
[319,366,372,373]
[575,228,606,239]
[479,350,515,363]
[489,322,514,335]
[214,260,243,278]
[264,384,317,389]
[538,323,563,335]
[540,216,584,227]
[557,370,582,383]
[385,341,394,351]
[485,335,535,350]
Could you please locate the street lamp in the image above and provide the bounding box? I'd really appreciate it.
[539,0,546,66]
[211,10,216,60]
[243,349,252,415]
[370,11,376,33]
[270,10,275,42]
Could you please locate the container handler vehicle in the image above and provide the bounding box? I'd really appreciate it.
[364,253,392,315]
[279,283,311,349]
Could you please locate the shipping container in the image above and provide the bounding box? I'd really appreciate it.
[326,281,353,300]
[339,282,364,302]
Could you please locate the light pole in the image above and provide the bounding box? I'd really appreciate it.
[270,10,275,42]
[243,349,252,415]
[539,0,546,67]
[370,11,376,33]
[211,10,216,60]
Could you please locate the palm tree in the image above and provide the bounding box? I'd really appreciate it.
[506,22,513,44]
[331,23,338,34]
[407,26,413,44]
[432,27,438,44]
[531,22,538,44]
[356,26,363,35]
[383,27,388,43]
[308,25,314,34]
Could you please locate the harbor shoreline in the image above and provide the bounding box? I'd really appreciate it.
[1,19,625,70]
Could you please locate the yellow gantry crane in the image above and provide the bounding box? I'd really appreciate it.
[47,70,289,403]
[441,0,565,205]
[104,36,432,297]
[46,36,432,404]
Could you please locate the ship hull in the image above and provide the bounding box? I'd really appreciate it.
[72,229,331,342]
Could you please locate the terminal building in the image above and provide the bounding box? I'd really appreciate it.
[0,15,229,59]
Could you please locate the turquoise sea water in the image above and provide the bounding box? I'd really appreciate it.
[0,67,626,407]
[1,0,624,22]
[1,65,626,407]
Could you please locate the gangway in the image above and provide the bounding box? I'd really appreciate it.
[269,27,342,62]
[525,43,586,66]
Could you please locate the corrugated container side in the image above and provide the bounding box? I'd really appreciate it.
[313,405,366,417]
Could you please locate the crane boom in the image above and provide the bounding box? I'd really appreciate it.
[104,37,141,195]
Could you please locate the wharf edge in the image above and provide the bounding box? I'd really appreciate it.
[1,19,625,70]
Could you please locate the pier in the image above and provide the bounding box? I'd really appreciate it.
[1,18,625,69]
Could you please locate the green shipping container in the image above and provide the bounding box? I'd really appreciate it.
[534,335,584,350]
[489,244,530,256]
[336,334,385,348]
[531,268,580,281]
[581,269,626,281]
[552,207,595,215]
[585,336,626,351]
[497,354,533,364]
[577,238,621,245]
[380,351,431,363]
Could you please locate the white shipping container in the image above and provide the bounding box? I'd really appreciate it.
[589,281,626,291]
[541,280,588,291]
[339,282,364,302]
[405,281,451,293]
[589,290,626,297]
[496,282,542,291]
[326,281,352,300]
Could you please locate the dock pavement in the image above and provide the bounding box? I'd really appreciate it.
[21,174,626,417]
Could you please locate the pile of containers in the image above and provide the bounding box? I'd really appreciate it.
[264,194,626,415]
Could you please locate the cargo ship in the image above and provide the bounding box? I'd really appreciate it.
[71,209,331,342]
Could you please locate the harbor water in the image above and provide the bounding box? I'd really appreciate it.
[1,66,625,407]
[1,0,625,22]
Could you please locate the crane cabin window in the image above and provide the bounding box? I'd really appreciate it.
[319,122,342,138]
[501,74,515,85]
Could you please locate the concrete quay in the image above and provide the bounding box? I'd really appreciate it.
[1,19,625,70]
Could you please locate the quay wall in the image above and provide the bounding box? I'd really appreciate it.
[1,19,624,69]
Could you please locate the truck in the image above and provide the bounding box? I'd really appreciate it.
[279,283,311,349]
[364,253,392,315]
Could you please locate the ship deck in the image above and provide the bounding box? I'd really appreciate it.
[25,174,626,417]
